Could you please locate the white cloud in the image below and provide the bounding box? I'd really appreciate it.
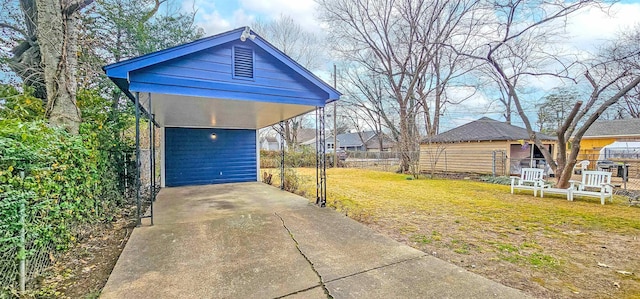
[186,0,322,36]
[232,9,256,28]
[565,3,640,52]
[238,0,321,33]
[199,10,233,34]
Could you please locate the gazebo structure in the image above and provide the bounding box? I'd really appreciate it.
[103,27,340,225]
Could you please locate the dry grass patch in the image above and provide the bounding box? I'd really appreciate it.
[270,168,640,299]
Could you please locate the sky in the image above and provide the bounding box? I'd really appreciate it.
[3,0,638,132]
[181,0,322,35]
[180,0,640,132]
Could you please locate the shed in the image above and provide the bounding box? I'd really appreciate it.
[578,118,640,161]
[420,117,557,175]
[104,27,340,223]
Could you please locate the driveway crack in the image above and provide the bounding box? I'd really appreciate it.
[324,254,427,284]
[274,212,332,299]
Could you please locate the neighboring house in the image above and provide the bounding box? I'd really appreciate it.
[260,136,280,151]
[332,131,394,152]
[263,128,317,150]
[420,117,557,175]
[295,128,317,146]
[578,118,640,161]
[301,131,394,152]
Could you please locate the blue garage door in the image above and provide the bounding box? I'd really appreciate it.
[165,128,257,187]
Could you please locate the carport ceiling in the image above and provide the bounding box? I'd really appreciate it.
[138,93,315,129]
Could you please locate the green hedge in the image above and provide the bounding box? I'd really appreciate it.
[261,147,318,168]
[0,86,131,252]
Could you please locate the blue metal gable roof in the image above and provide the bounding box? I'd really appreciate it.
[103,27,340,106]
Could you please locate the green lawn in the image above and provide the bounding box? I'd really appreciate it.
[268,168,640,299]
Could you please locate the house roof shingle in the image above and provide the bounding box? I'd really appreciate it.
[583,118,640,138]
[423,117,556,143]
[364,134,395,149]
[296,128,317,144]
[336,131,376,147]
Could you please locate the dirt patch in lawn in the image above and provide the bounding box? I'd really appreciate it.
[36,214,136,298]
[367,213,640,299]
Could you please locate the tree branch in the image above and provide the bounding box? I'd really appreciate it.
[63,0,95,15]
[0,22,27,37]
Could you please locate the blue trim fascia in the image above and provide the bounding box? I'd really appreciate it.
[129,82,326,107]
[102,28,244,77]
[129,72,328,100]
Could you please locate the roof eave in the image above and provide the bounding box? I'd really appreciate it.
[582,134,640,139]
[251,35,341,100]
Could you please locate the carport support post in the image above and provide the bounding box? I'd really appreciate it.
[315,108,319,202]
[148,110,154,226]
[135,92,142,227]
[316,106,327,207]
[279,121,285,190]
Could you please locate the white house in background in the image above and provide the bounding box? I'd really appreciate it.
[260,128,318,151]
[333,131,394,152]
[259,136,280,151]
[302,131,394,152]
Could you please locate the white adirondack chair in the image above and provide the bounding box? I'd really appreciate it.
[511,168,545,196]
[569,170,614,205]
[574,160,590,174]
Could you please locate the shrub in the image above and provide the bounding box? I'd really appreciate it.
[0,120,103,249]
[0,88,132,254]
[260,147,330,168]
[281,168,301,193]
[479,175,512,185]
[0,85,44,121]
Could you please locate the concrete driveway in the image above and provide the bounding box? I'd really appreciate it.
[100,182,530,298]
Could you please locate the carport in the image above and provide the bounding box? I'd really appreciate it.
[103,27,339,225]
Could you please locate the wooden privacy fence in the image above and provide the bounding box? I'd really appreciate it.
[419,149,508,176]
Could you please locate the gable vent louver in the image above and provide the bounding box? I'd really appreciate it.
[233,47,254,79]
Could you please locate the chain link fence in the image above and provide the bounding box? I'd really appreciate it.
[0,190,55,292]
[340,149,639,192]
[571,154,640,192]
[342,151,415,172]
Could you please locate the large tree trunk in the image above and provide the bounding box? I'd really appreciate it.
[36,0,83,134]
[8,0,47,100]
[399,103,411,172]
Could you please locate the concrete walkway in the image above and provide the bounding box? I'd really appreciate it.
[101,182,531,298]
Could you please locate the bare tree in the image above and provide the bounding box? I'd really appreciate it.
[318,0,480,172]
[553,32,640,186]
[414,8,482,137]
[610,25,640,119]
[459,0,640,187]
[340,63,397,140]
[616,85,640,118]
[535,88,579,134]
[478,65,517,123]
[252,15,322,149]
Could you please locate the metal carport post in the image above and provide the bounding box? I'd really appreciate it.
[316,107,326,207]
[134,92,159,227]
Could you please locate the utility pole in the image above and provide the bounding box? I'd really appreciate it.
[333,64,338,167]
